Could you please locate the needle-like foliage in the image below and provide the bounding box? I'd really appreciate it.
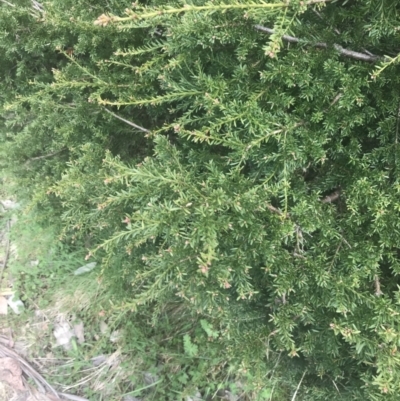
[2,0,400,399]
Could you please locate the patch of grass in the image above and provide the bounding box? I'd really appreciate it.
[1,185,285,401]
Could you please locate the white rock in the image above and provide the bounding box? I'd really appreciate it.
[223,390,238,401]
[53,322,75,350]
[74,262,97,275]
[143,371,159,385]
[99,321,108,334]
[123,396,141,401]
[0,200,19,210]
[186,390,202,401]
[73,321,85,344]
[7,295,24,314]
[91,354,107,367]
[110,330,120,343]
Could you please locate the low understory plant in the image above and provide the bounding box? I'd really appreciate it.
[2,0,400,399]
[2,197,289,400]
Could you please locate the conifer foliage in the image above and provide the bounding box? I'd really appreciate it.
[2,0,400,399]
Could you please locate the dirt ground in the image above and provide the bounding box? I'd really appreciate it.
[0,199,90,401]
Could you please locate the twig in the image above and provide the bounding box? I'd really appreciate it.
[295,224,304,253]
[362,49,377,57]
[374,275,383,296]
[61,364,108,390]
[23,373,46,394]
[291,370,307,401]
[312,7,341,35]
[266,204,291,218]
[0,0,15,7]
[322,189,340,203]
[341,236,352,249]
[269,351,282,377]
[268,352,282,401]
[0,219,11,287]
[266,204,284,215]
[32,0,44,12]
[332,379,340,393]
[255,25,381,63]
[333,44,380,62]
[395,100,400,166]
[0,341,60,399]
[103,107,150,133]
[24,148,67,165]
[269,383,276,401]
[0,337,90,400]
[328,93,342,108]
[255,25,304,44]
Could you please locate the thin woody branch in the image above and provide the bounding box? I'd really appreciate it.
[255,25,381,63]
[374,275,383,296]
[333,44,380,62]
[103,107,150,133]
[24,148,67,165]
[266,204,285,216]
[0,0,15,7]
[32,0,44,12]
[321,189,341,203]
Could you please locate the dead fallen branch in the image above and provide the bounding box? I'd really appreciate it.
[0,336,89,401]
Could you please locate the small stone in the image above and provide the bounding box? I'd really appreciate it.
[123,396,141,401]
[99,321,108,334]
[7,295,24,314]
[91,355,107,367]
[143,371,159,385]
[53,322,75,350]
[74,262,97,275]
[186,390,202,401]
[0,200,19,210]
[74,321,85,344]
[110,330,120,343]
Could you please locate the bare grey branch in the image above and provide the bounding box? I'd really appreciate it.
[0,0,15,7]
[103,107,150,133]
[25,148,66,165]
[255,25,381,63]
[321,190,341,203]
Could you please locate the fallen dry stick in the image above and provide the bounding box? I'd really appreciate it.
[0,336,89,401]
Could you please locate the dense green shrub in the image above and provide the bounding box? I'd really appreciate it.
[2,0,400,399]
